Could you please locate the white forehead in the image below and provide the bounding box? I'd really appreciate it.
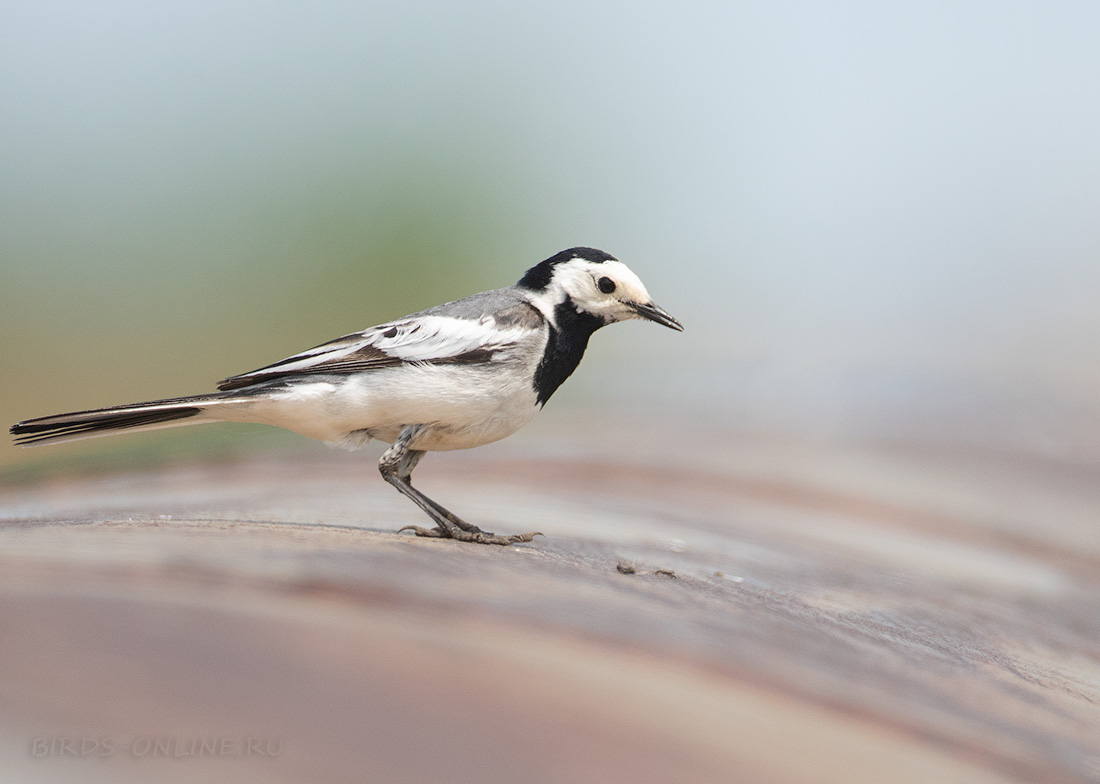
[557,258,652,301]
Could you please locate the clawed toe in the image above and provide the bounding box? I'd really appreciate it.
[453,529,543,546]
[398,524,447,538]
[398,523,543,546]
[506,531,543,544]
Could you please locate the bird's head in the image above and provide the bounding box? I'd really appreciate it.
[518,247,683,331]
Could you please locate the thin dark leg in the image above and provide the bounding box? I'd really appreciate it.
[388,442,482,534]
[378,425,542,546]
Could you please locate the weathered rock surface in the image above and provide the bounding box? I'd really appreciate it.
[1,429,1098,783]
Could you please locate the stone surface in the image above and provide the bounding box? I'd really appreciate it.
[1,428,1098,783]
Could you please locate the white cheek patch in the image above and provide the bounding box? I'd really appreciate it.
[554,260,654,319]
[599,260,652,304]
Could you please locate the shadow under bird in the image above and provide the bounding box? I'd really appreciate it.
[11,247,683,545]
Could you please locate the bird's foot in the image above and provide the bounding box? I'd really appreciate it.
[455,528,543,546]
[398,524,448,538]
[443,517,483,534]
[397,524,542,546]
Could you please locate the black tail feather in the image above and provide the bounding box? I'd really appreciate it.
[11,407,203,446]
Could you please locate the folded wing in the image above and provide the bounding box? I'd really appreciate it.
[217,310,540,391]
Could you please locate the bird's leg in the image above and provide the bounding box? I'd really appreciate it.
[378,425,542,546]
[388,439,483,534]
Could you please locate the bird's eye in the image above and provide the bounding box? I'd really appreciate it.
[597,276,616,294]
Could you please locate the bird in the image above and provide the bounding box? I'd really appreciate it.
[10,247,683,545]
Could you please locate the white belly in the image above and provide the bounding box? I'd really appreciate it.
[224,363,541,451]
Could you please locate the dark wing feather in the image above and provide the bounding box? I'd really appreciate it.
[218,342,401,390]
[217,308,541,392]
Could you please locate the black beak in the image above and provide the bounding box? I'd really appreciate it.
[630,301,684,331]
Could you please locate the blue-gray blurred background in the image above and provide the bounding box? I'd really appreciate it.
[3,0,1100,474]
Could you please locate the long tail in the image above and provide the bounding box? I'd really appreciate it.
[10,393,246,447]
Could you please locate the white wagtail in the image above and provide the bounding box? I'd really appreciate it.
[11,247,683,545]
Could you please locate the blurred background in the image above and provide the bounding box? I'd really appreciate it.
[3,0,1100,476]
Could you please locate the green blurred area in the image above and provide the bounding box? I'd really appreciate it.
[1,144,535,474]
